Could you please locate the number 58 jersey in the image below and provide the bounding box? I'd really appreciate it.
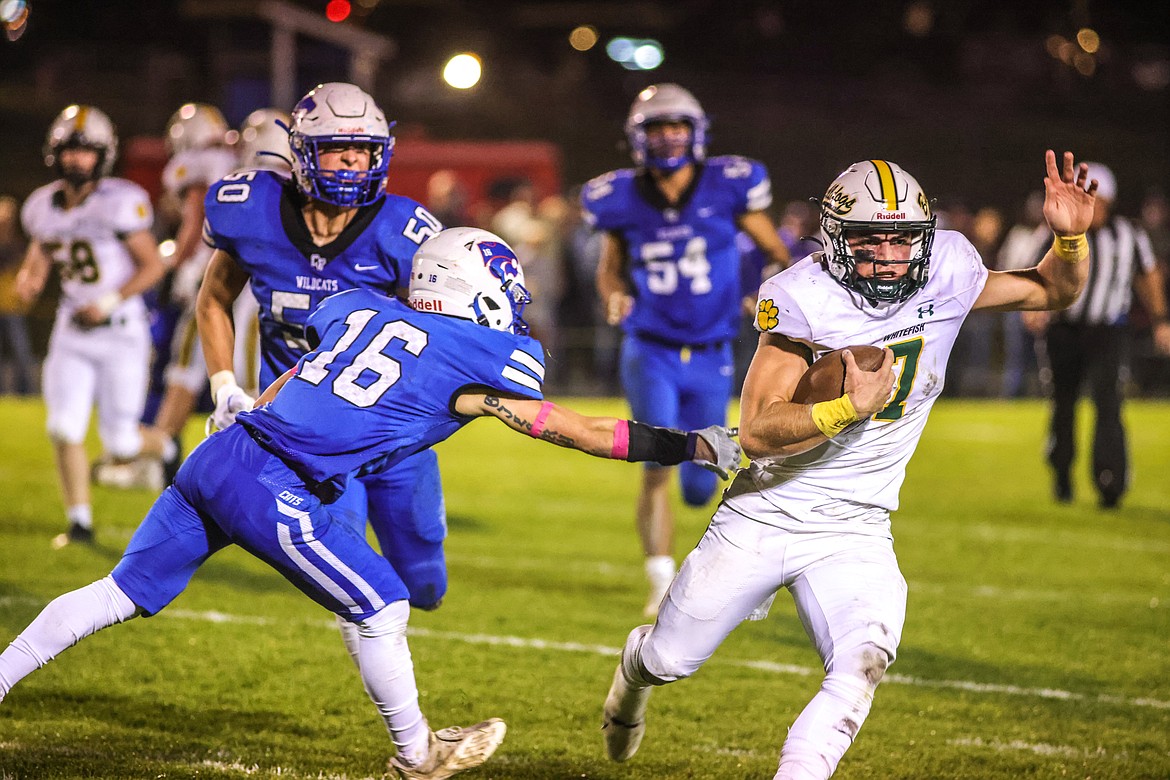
[203,170,444,386]
[581,156,772,345]
[238,289,546,500]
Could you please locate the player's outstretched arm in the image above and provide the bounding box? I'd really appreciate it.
[14,241,52,304]
[454,392,742,477]
[975,150,1095,313]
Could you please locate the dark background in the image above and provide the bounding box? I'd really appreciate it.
[2,0,1168,213]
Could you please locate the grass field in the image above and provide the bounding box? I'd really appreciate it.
[1,395,1168,780]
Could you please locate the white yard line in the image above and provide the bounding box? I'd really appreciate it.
[161,608,1170,711]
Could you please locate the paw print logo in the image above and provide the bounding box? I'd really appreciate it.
[757,299,779,331]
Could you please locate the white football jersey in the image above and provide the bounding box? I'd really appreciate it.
[726,230,989,532]
[162,147,238,297]
[21,177,154,320]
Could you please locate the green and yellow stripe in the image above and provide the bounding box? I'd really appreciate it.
[869,159,898,210]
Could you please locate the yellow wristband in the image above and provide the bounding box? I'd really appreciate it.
[1052,233,1088,264]
[810,394,859,438]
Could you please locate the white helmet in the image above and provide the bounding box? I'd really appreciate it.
[238,108,292,173]
[408,227,531,335]
[289,82,394,208]
[165,103,230,155]
[819,159,937,304]
[625,83,708,170]
[43,104,118,180]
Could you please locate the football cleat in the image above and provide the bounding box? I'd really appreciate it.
[388,718,506,780]
[602,664,650,762]
[52,522,94,549]
[91,457,164,491]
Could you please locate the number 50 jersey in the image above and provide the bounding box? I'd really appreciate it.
[203,170,444,386]
[581,155,772,345]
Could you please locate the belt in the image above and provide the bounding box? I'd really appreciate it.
[70,313,130,330]
[629,331,729,364]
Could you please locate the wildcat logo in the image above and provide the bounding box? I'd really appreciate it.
[309,253,328,271]
[478,241,520,280]
[823,183,856,216]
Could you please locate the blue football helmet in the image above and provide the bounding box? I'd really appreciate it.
[289,83,394,208]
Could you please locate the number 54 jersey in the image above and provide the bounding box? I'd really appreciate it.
[238,289,545,501]
[581,156,772,345]
[202,170,444,386]
[727,230,989,530]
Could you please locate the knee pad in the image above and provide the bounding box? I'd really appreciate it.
[46,421,84,446]
[679,462,717,507]
[403,561,447,611]
[356,599,410,640]
[831,641,893,688]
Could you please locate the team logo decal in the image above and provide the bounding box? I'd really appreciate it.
[823,182,856,216]
[478,241,520,281]
[918,191,931,217]
[757,299,779,331]
[310,253,328,271]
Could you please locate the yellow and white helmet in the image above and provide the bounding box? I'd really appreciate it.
[43,104,118,179]
[165,103,230,155]
[238,108,292,173]
[819,159,936,303]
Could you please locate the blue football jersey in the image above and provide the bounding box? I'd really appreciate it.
[238,289,545,500]
[581,156,772,345]
[203,171,444,386]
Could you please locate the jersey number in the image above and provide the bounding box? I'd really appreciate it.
[874,337,923,421]
[43,240,99,284]
[641,237,712,295]
[299,309,429,407]
[216,171,257,203]
[271,290,312,351]
[402,206,442,244]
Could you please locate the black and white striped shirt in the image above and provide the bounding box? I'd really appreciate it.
[1058,216,1157,326]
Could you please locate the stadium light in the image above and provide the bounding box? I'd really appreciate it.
[325,0,350,23]
[606,37,664,71]
[443,53,482,89]
[569,25,599,52]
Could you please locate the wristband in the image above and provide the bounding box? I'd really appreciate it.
[610,419,630,459]
[624,420,690,465]
[810,394,859,438]
[1052,233,1088,264]
[210,370,239,398]
[93,291,121,317]
[529,401,555,438]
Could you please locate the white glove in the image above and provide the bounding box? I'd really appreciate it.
[692,425,742,479]
[210,382,255,432]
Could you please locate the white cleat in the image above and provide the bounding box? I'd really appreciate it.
[388,718,507,780]
[602,664,650,762]
[91,458,164,491]
[643,580,670,619]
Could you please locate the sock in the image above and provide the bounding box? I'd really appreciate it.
[160,437,179,463]
[644,555,675,589]
[351,601,431,766]
[0,576,137,701]
[775,673,875,780]
[66,504,93,530]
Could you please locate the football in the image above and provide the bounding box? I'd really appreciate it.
[791,345,887,404]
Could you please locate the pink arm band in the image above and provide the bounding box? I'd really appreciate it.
[529,401,556,437]
[611,419,630,459]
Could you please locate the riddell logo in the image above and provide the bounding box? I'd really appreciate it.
[875,212,906,220]
[410,298,443,312]
[335,127,366,133]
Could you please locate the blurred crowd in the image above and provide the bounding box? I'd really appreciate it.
[3,149,1169,399]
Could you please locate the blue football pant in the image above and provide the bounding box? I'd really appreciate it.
[112,424,409,619]
[620,335,733,506]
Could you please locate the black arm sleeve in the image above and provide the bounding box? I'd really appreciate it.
[625,421,698,466]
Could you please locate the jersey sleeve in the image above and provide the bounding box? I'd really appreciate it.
[712,156,773,215]
[580,171,630,232]
[202,174,245,252]
[108,181,154,235]
[485,338,545,400]
[379,196,441,289]
[754,273,814,343]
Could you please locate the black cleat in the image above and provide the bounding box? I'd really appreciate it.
[52,523,94,549]
[162,435,183,487]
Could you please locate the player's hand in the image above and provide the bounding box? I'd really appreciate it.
[843,348,895,417]
[72,304,110,328]
[210,382,255,432]
[606,292,634,325]
[1153,321,1170,356]
[691,425,742,479]
[1042,150,1096,237]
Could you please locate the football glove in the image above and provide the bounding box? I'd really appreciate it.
[692,425,742,479]
[209,382,255,433]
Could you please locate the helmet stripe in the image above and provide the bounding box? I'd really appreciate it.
[870,159,897,211]
[75,105,88,134]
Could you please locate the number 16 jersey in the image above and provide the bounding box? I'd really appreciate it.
[202,170,443,386]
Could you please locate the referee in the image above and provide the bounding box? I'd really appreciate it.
[1026,162,1170,508]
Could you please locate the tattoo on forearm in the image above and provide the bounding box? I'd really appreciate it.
[485,395,576,446]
